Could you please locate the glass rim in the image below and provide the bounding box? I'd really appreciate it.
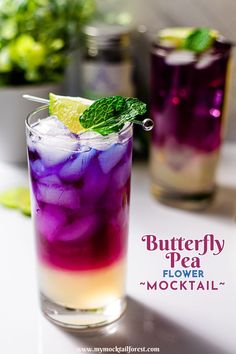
[25,104,133,142]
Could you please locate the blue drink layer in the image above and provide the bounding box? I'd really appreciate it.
[151,40,232,152]
[28,123,133,272]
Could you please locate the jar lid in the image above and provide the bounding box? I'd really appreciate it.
[83,22,133,48]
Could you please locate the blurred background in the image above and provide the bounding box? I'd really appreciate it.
[95,0,236,142]
[0,0,236,162]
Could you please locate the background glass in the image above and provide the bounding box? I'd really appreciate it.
[150,34,232,209]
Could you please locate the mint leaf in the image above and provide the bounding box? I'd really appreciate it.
[80,96,147,135]
[182,28,215,53]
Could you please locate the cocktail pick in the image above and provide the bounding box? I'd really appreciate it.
[136,118,154,131]
[22,94,93,106]
[22,94,154,131]
[23,94,49,104]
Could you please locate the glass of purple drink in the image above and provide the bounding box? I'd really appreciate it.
[150,28,232,210]
[26,105,133,329]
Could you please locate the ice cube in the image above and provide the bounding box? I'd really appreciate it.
[79,131,101,140]
[165,50,195,65]
[195,54,216,69]
[79,131,119,151]
[111,158,132,190]
[81,161,108,201]
[36,183,80,209]
[30,159,49,179]
[36,205,67,242]
[59,149,97,183]
[30,116,78,166]
[39,174,61,185]
[98,143,127,174]
[34,116,70,137]
[36,136,78,167]
[57,214,97,242]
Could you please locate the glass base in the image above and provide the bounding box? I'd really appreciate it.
[151,183,215,211]
[40,293,126,330]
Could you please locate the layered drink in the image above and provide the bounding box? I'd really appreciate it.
[26,97,135,328]
[150,28,232,209]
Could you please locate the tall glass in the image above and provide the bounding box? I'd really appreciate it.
[150,32,232,210]
[26,106,133,329]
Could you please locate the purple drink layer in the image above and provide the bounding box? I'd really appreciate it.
[28,119,133,272]
[151,40,231,153]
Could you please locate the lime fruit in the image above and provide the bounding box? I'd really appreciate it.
[159,27,218,48]
[0,187,31,216]
[49,93,93,135]
[159,27,194,47]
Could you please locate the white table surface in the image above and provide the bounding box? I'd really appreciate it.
[0,143,236,354]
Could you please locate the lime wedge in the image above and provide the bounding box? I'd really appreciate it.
[159,28,194,46]
[0,187,31,216]
[159,27,218,48]
[49,93,93,135]
[18,189,31,216]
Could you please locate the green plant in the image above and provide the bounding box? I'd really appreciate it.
[0,0,95,86]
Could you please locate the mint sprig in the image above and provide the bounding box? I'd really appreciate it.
[80,96,147,135]
[182,28,215,53]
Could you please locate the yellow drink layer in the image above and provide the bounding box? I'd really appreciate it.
[39,258,126,309]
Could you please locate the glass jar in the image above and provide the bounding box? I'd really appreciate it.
[81,22,134,99]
